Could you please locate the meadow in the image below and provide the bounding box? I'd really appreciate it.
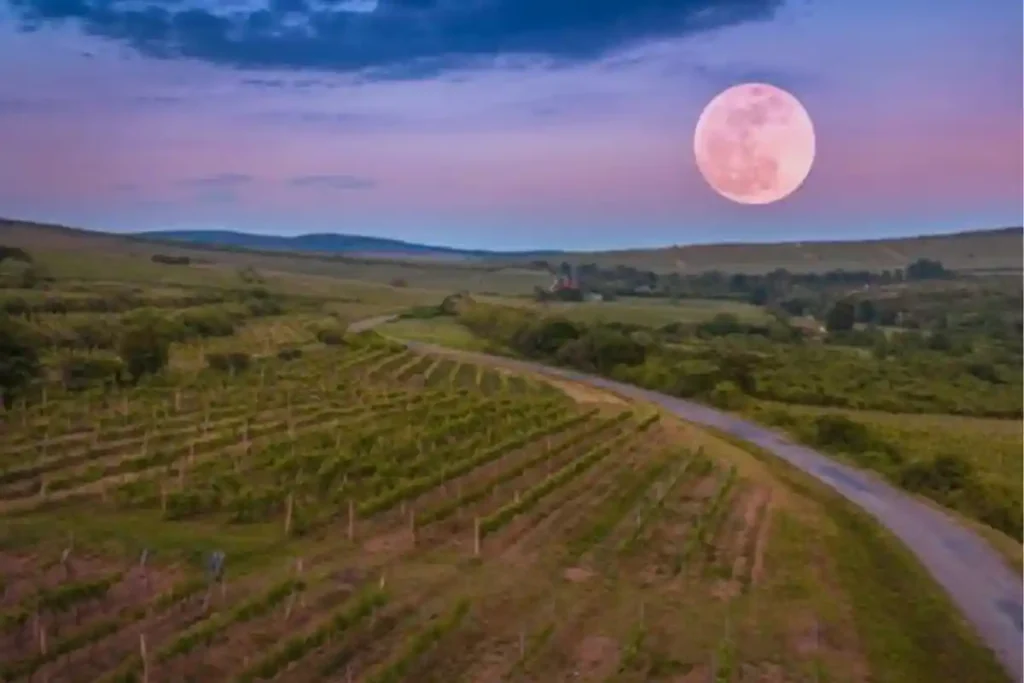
[492,296,772,328]
[746,402,1024,555]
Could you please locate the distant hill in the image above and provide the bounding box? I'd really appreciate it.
[1,218,1020,275]
[135,225,1023,274]
[133,229,562,262]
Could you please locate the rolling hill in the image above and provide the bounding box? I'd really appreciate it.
[135,225,1023,274]
[132,229,561,262]
[1,217,1021,275]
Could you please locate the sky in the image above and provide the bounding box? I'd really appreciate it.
[0,0,1020,251]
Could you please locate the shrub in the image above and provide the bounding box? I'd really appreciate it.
[316,328,346,346]
[60,355,124,391]
[277,347,303,361]
[151,254,191,265]
[0,315,42,408]
[119,319,171,382]
[206,351,251,374]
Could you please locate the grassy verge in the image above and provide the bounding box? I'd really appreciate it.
[707,428,1011,683]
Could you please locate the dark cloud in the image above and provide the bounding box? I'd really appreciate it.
[289,174,376,189]
[176,173,253,188]
[4,0,784,77]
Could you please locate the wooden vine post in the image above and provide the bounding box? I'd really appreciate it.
[473,517,481,557]
[284,493,294,537]
[140,634,149,683]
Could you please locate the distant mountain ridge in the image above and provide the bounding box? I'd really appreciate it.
[133,229,562,261]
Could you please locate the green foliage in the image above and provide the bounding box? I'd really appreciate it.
[118,317,171,382]
[276,347,303,361]
[752,406,1023,540]
[0,314,42,407]
[0,245,32,264]
[206,351,252,374]
[314,325,347,345]
[151,254,190,265]
[452,299,1022,418]
[825,300,856,332]
[60,354,125,391]
[235,588,388,683]
[365,599,470,683]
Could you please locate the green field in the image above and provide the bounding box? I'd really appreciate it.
[485,295,772,327]
[746,402,1023,560]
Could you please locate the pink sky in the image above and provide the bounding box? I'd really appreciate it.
[0,0,1019,249]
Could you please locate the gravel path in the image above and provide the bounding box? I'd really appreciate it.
[355,317,1022,681]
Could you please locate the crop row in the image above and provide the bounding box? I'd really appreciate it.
[418,410,632,526]
[8,396,433,509]
[95,397,565,534]
[231,587,389,683]
[563,454,676,561]
[356,406,592,517]
[673,464,738,575]
[479,414,661,537]
[617,451,709,554]
[0,576,209,682]
[4,345,394,440]
[364,599,471,683]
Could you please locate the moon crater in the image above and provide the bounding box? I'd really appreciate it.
[693,83,816,205]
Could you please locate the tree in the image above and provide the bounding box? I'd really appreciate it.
[119,319,171,382]
[825,300,856,333]
[905,258,950,281]
[855,299,877,324]
[0,316,42,408]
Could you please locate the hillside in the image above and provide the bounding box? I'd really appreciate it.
[135,224,1023,274]
[133,228,561,263]
[2,218,1022,276]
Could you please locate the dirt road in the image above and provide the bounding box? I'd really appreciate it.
[356,319,1022,681]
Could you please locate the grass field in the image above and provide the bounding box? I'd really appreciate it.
[3,218,1021,279]
[378,317,495,352]
[0,220,552,295]
[484,296,772,327]
[746,402,1024,561]
[557,226,1023,274]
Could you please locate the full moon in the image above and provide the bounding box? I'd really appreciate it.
[693,83,815,205]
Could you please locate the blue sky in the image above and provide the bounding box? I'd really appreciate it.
[0,0,1020,250]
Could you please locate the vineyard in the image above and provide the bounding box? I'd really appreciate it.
[0,321,1001,683]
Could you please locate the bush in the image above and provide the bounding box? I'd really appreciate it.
[709,380,746,410]
[277,347,303,361]
[60,355,124,391]
[119,319,171,382]
[897,455,971,497]
[316,328,346,346]
[151,254,191,265]
[0,315,42,408]
[179,308,238,338]
[206,351,251,374]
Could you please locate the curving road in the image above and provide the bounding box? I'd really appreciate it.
[353,316,1023,681]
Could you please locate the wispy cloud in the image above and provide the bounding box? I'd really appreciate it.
[289,174,376,190]
[176,173,254,189]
